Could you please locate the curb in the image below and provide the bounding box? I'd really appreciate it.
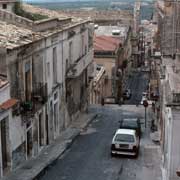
[33,113,98,180]
[34,131,80,180]
[81,113,98,130]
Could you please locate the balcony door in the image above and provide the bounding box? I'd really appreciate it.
[25,62,31,101]
[53,47,57,84]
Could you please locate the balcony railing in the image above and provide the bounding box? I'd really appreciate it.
[32,82,48,104]
[20,83,48,115]
[66,49,93,78]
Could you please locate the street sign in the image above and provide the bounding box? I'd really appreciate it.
[143,100,148,128]
[143,100,148,108]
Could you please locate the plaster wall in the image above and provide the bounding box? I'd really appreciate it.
[0,84,10,104]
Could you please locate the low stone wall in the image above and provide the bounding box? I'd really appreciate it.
[0,9,72,32]
[0,9,33,29]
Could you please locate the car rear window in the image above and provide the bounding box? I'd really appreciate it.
[114,134,135,142]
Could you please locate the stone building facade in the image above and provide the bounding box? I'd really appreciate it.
[0,6,93,177]
[0,0,17,12]
[94,25,132,103]
[0,77,19,176]
[89,64,106,104]
[155,1,180,180]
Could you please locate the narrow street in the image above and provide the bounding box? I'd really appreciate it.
[39,105,161,180]
[124,70,150,105]
[39,106,123,180]
[38,70,161,180]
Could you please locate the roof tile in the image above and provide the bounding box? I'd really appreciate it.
[94,35,121,52]
[0,98,18,110]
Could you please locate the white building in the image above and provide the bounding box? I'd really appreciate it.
[160,57,180,180]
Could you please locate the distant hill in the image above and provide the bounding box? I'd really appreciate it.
[24,0,153,3]
[24,0,154,20]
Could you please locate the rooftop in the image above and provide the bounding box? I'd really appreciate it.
[0,98,18,110]
[0,20,43,49]
[0,4,89,49]
[94,35,121,52]
[57,9,133,22]
[95,25,129,39]
[23,4,71,21]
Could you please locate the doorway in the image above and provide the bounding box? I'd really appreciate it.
[1,118,9,172]
[38,112,44,147]
[26,128,33,158]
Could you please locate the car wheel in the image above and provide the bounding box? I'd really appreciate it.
[134,149,139,158]
[111,152,115,157]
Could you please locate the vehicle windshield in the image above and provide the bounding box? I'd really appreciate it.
[114,134,135,142]
[142,93,148,97]
[121,120,138,128]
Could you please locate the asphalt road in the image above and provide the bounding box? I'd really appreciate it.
[124,71,149,105]
[39,105,147,180]
[39,71,152,180]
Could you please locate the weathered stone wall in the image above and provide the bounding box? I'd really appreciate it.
[0,9,33,29]
[0,2,15,13]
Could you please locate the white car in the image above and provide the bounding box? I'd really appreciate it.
[142,92,148,98]
[140,96,148,105]
[111,129,140,157]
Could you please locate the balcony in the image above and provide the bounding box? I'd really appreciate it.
[67,49,93,78]
[32,82,48,104]
[20,83,48,115]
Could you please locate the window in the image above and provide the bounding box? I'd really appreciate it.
[25,62,31,101]
[66,59,69,72]
[85,45,87,54]
[54,103,58,132]
[38,113,44,146]
[81,35,84,55]
[46,62,50,77]
[1,117,9,170]
[53,47,57,84]
[69,41,73,63]
[54,92,58,100]
[2,4,7,9]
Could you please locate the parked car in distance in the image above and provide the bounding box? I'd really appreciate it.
[142,92,148,99]
[123,89,131,100]
[140,96,148,105]
[111,129,140,157]
[119,118,141,137]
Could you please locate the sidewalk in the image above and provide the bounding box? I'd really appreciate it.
[141,145,162,180]
[140,107,162,180]
[1,113,97,180]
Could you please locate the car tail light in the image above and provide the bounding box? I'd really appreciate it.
[111,144,115,150]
